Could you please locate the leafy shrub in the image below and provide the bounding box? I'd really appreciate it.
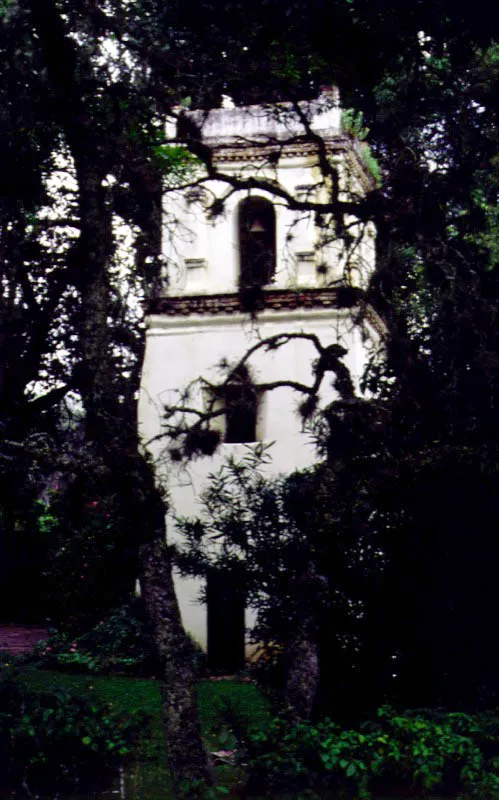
[0,649,13,669]
[365,706,484,796]
[358,141,383,187]
[249,644,287,702]
[244,716,370,798]
[242,707,499,798]
[42,468,144,631]
[29,598,208,678]
[30,630,117,674]
[341,108,370,140]
[31,597,162,676]
[340,109,381,186]
[77,597,160,674]
[0,674,144,796]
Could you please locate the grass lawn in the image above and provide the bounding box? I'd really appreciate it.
[18,667,269,799]
[11,669,484,800]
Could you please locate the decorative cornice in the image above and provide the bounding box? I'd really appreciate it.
[211,136,376,192]
[148,287,365,317]
[211,135,348,162]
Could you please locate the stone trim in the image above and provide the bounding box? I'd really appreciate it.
[211,135,346,161]
[148,287,363,316]
[211,137,376,193]
[147,306,356,333]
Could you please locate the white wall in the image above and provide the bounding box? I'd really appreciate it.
[139,97,378,651]
[139,306,375,649]
[163,154,374,296]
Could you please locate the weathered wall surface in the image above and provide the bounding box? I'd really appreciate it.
[139,97,378,652]
[139,307,376,649]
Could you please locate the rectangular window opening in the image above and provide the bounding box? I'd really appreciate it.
[203,386,265,444]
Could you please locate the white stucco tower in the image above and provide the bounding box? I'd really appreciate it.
[139,92,379,672]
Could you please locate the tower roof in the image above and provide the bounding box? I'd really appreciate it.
[170,89,342,147]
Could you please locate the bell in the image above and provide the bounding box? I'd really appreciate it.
[249,217,266,233]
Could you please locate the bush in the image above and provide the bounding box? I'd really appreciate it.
[42,472,140,631]
[77,597,160,675]
[365,706,485,797]
[0,649,13,669]
[243,716,369,798]
[28,598,208,678]
[241,706,499,798]
[30,597,161,676]
[0,673,144,796]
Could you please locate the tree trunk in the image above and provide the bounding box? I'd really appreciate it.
[27,1,212,788]
[284,621,320,720]
[283,566,324,719]
[140,537,213,789]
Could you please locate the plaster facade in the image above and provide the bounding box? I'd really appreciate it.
[138,93,379,660]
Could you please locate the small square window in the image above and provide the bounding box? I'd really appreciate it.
[203,381,265,444]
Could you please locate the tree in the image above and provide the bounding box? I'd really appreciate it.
[173,447,385,720]
[2,0,498,776]
[1,0,212,789]
[149,2,499,712]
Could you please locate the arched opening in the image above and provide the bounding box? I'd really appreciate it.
[238,197,276,290]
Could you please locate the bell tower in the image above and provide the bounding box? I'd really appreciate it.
[139,91,380,670]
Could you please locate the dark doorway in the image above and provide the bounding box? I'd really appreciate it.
[207,569,245,674]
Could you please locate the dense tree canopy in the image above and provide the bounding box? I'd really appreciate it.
[1,0,498,786]
[157,1,499,712]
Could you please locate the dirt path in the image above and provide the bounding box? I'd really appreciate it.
[0,625,48,656]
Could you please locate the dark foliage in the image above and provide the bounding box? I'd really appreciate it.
[241,707,499,798]
[1,0,498,780]
[0,673,143,796]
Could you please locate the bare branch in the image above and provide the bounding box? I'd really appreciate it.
[176,110,374,222]
[155,331,359,463]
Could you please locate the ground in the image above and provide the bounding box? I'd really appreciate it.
[0,624,48,656]
[17,668,269,799]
